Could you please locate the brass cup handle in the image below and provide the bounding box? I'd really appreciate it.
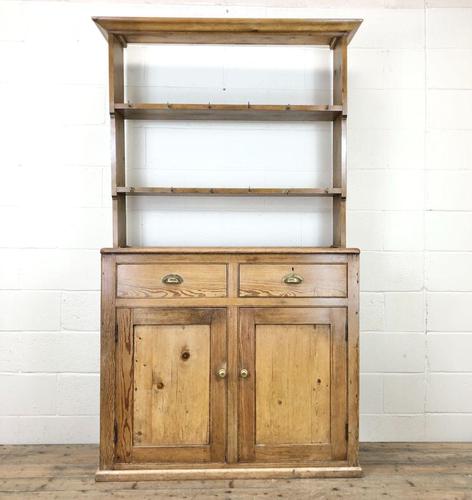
[216,368,227,379]
[240,368,249,379]
[162,273,184,285]
[282,272,304,285]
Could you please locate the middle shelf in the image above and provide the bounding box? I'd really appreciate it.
[114,103,344,121]
[115,187,343,197]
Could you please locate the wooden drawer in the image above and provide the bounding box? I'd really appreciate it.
[117,264,227,298]
[239,264,347,298]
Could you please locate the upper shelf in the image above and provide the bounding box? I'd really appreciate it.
[93,17,362,47]
[114,103,343,121]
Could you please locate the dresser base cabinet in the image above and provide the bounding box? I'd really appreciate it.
[98,248,361,480]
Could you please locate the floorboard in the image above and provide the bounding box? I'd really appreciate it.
[0,443,471,499]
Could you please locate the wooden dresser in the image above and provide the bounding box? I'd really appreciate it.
[94,17,362,481]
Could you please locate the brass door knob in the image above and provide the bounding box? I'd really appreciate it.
[240,368,249,379]
[216,368,227,379]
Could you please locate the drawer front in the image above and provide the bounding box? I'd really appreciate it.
[239,264,347,298]
[117,264,227,298]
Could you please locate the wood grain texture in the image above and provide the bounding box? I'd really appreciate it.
[117,264,227,298]
[96,466,362,481]
[103,247,360,255]
[133,325,210,446]
[239,264,347,298]
[226,259,240,463]
[333,116,347,194]
[107,34,123,112]
[114,103,342,122]
[116,186,343,197]
[347,254,360,466]
[332,115,347,247]
[117,297,349,309]
[108,34,126,247]
[110,113,124,190]
[330,308,348,461]
[238,308,256,463]
[93,16,362,46]
[115,308,133,463]
[132,307,213,326]
[6,443,472,496]
[113,253,351,264]
[130,447,211,464]
[123,33,340,45]
[110,114,125,248]
[115,307,226,464]
[333,197,346,248]
[99,255,116,470]
[209,309,227,463]
[332,36,347,247]
[255,325,330,445]
[101,250,358,476]
[333,37,347,112]
[239,307,347,464]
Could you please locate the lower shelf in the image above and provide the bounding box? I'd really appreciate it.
[115,186,343,197]
[95,465,363,481]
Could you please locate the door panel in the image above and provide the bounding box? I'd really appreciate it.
[116,308,226,464]
[255,324,331,445]
[238,308,347,463]
[133,324,210,446]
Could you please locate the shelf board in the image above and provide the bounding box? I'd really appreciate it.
[114,103,343,122]
[102,247,360,254]
[93,17,363,46]
[116,187,343,197]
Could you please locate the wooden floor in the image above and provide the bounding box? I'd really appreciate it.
[0,443,471,499]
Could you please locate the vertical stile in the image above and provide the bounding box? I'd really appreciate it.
[332,36,348,247]
[99,254,117,469]
[108,34,126,247]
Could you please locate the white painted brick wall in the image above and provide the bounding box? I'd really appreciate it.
[384,292,425,332]
[0,374,57,416]
[427,333,472,372]
[383,374,425,414]
[1,0,471,443]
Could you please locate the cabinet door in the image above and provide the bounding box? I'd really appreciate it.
[238,308,347,463]
[115,308,226,464]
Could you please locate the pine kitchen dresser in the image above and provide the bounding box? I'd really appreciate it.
[94,16,362,481]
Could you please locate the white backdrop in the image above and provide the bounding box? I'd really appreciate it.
[1,0,472,443]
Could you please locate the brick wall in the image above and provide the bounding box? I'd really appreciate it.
[0,0,471,443]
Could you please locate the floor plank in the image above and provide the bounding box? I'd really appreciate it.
[0,443,471,499]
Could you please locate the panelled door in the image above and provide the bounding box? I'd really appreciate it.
[238,307,347,463]
[115,308,227,464]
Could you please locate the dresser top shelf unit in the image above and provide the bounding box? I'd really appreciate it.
[94,16,361,248]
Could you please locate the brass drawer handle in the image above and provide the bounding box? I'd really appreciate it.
[216,368,227,379]
[282,272,304,285]
[240,368,249,379]
[161,273,184,285]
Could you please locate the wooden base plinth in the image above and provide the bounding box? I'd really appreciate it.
[96,465,363,481]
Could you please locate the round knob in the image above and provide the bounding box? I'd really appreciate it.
[240,368,249,379]
[216,368,227,379]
